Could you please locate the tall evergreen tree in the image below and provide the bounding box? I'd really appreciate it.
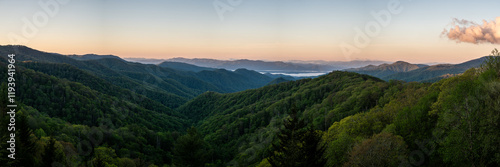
[302,127,326,166]
[267,108,325,167]
[13,110,37,167]
[173,127,209,167]
[42,137,57,167]
[481,48,500,74]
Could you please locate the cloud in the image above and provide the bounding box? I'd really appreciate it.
[442,17,500,44]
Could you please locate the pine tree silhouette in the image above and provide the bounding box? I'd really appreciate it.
[268,104,325,167]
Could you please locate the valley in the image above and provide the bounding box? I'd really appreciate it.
[1,45,499,166]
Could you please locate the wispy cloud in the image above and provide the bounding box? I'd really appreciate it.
[442,17,500,44]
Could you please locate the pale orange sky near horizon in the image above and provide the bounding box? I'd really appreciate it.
[1,0,499,64]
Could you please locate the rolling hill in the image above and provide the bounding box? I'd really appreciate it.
[158,61,215,72]
[346,57,489,82]
[67,54,123,61]
[345,61,428,78]
[383,57,489,82]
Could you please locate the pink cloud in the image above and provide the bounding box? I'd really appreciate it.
[442,17,500,44]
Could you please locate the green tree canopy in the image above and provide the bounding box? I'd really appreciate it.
[344,132,408,167]
[173,127,210,167]
[267,109,325,167]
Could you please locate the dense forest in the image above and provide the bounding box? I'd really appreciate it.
[0,46,499,166]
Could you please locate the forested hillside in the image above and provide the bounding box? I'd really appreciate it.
[0,46,499,166]
[177,49,500,166]
[177,71,388,166]
[0,45,275,166]
[0,58,187,166]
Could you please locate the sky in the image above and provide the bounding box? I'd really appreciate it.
[0,0,499,64]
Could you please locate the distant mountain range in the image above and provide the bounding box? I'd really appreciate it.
[0,45,290,108]
[166,57,339,72]
[286,59,390,69]
[125,57,390,73]
[346,57,489,82]
[4,45,487,84]
[346,61,429,79]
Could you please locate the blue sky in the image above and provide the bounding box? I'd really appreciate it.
[0,0,499,63]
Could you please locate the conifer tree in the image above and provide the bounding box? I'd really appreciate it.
[14,110,37,167]
[42,137,57,167]
[267,108,325,167]
[173,127,209,167]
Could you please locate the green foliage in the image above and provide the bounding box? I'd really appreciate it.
[92,146,118,167]
[393,84,439,151]
[6,65,186,131]
[481,48,500,75]
[117,158,137,167]
[267,110,325,167]
[344,132,408,167]
[41,137,57,167]
[0,59,183,166]
[177,71,386,165]
[433,63,500,166]
[20,62,184,115]
[323,81,431,166]
[13,110,38,167]
[173,127,210,167]
[256,158,272,167]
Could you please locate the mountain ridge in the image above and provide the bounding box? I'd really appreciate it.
[166,57,336,72]
[346,57,489,82]
[383,56,489,82]
[0,45,283,107]
[345,61,428,79]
